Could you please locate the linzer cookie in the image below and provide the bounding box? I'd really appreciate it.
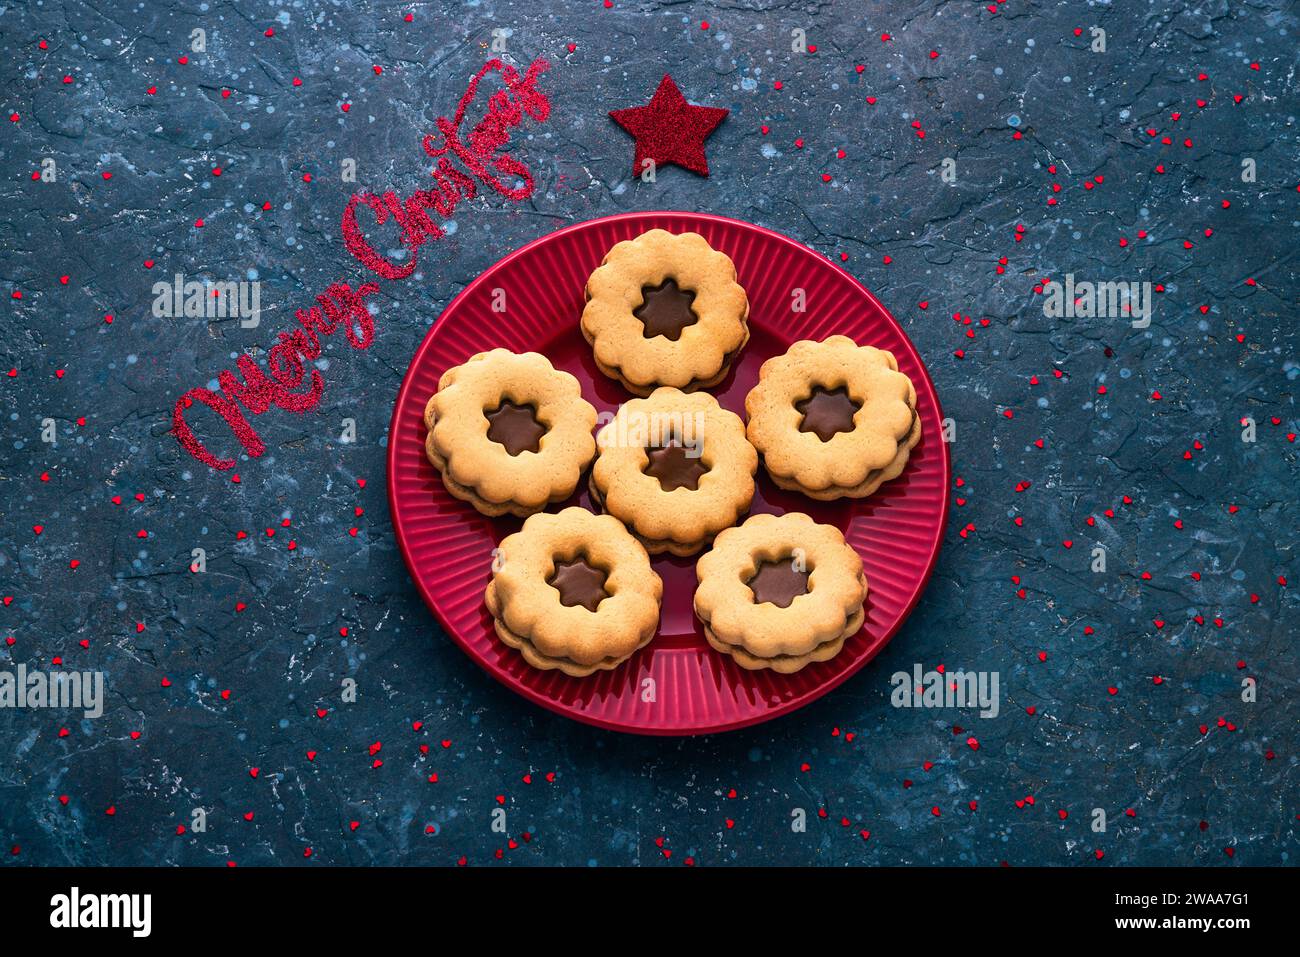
[694,512,867,673]
[580,229,749,396]
[424,349,597,517]
[590,387,757,556]
[745,336,921,500]
[485,507,663,677]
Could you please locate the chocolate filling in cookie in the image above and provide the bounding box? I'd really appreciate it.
[634,279,699,341]
[485,400,546,455]
[643,438,709,492]
[546,554,610,612]
[747,557,811,609]
[795,385,861,442]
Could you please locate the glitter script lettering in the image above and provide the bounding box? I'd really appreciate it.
[171,58,552,471]
[341,57,551,279]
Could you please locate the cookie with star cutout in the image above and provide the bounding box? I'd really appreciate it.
[590,387,757,556]
[580,229,750,396]
[485,507,664,677]
[694,512,868,674]
[424,349,598,517]
[744,336,921,501]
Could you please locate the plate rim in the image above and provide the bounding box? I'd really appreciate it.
[386,210,951,735]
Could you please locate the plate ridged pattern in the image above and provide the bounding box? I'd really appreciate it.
[387,212,950,735]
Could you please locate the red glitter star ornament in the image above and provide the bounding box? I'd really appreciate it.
[609,74,728,177]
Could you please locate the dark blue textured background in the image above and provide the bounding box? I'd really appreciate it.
[1,1,1296,866]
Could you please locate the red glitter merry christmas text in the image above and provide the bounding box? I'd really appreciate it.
[171,58,552,471]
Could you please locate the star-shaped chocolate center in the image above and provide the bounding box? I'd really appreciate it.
[485,400,545,455]
[795,386,861,442]
[634,279,699,341]
[747,558,810,609]
[547,557,610,613]
[643,439,708,492]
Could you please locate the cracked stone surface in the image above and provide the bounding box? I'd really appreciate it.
[0,1,1296,866]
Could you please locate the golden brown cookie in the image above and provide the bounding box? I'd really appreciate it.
[745,336,921,500]
[694,512,867,674]
[590,387,757,556]
[581,229,750,396]
[485,507,663,677]
[424,350,597,517]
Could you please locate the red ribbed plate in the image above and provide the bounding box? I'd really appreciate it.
[388,212,949,735]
